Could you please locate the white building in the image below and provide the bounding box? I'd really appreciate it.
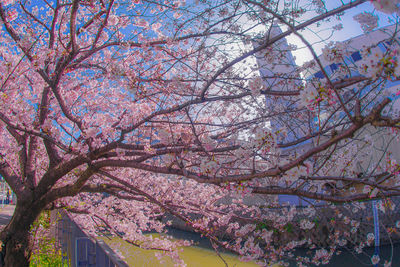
[253,24,400,205]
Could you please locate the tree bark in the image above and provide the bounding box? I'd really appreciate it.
[1,202,42,267]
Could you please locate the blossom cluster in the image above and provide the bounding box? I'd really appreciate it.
[299,219,315,230]
[199,158,219,175]
[358,48,400,79]
[371,0,400,15]
[248,76,265,96]
[312,248,331,265]
[322,42,348,64]
[353,12,379,33]
[299,81,336,110]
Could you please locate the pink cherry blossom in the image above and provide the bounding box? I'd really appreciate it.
[0,1,399,266]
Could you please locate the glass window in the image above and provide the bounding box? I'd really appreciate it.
[314,71,324,79]
[351,51,362,62]
[330,63,338,72]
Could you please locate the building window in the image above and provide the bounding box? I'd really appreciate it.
[351,51,362,62]
[314,71,324,79]
[330,63,339,72]
[382,40,392,50]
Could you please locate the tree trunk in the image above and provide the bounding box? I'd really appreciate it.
[1,202,42,267]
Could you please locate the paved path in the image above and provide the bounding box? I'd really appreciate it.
[0,205,14,229]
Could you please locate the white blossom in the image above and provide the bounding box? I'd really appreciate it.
[371,254,380,265]
[322,42,347,63]
[248,76,264,96]
[300,219,315,230]
[362,185,372,194]
[200,159,219,174]
[313,248,330,264]
[372,0,400,15]
[299,82,318,108]
[367,232,375,245]
[353,12,379,32]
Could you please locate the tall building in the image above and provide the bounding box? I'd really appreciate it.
[252,23,298,90]
[253,23,307,205]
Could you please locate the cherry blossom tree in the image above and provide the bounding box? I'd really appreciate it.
[0,0,400,266]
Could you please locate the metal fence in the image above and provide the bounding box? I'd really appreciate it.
[54,196,400,266]
[56,211,129,267]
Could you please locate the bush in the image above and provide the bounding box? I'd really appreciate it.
[30,211,68,267]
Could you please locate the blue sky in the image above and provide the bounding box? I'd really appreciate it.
[287,1,394,65]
